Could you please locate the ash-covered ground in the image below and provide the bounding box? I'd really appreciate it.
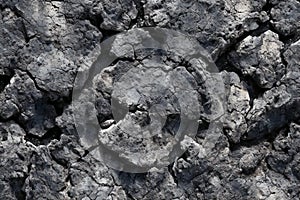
[0,0,300,199]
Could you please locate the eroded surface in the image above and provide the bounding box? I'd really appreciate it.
[0,0,300,199]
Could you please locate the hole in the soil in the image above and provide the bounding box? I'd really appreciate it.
[48,95,72,116]
[9,177,26,200]
[262,0,272,14]
[87,13,121,41]
[0,75,12,92]
[162,114,181,136]
[25,126,62,146]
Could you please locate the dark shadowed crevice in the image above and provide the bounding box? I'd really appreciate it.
[0,4,21,17]
[196,119,210,140]
[162,114,181,136]
[48,95,72,116]
[280,49,289,77]
[130,0,146,28]
[86,13,121,42]
[228,126,288,152]
[0,75,11,92]
[0,71,14,93]
[177,150,189,162]
[262,0,272,15]
[168,164,178,184]
[49,152,69,169]
[9,177,27,200]
[280,33,300,48]
[0,126,9,141]
[87,12,102,30]
[99,28,121,42]
[24,126,62,146]
[133,0,145,21]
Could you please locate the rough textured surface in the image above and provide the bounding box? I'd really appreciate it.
[270,0,300,37]
[229,30,284,89]
[0,0,300,200]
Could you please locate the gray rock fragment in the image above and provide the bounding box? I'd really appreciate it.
[68,155,118,200]
[222,71,251,143]
[0,8,26,71]
[282,40,300,97]
[143,0,269,58]
[0,71,57,137]
[245,84,293,140]
[0,122,34,200]
[24,146,68,200]
[239,148,264,174]
[271,0,300,36]
[229,30,284,89]
[244,39,300,140]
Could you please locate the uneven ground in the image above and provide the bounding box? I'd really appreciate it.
[0,0,300,199]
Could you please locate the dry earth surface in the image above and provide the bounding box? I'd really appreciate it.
[0,0,300,199]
